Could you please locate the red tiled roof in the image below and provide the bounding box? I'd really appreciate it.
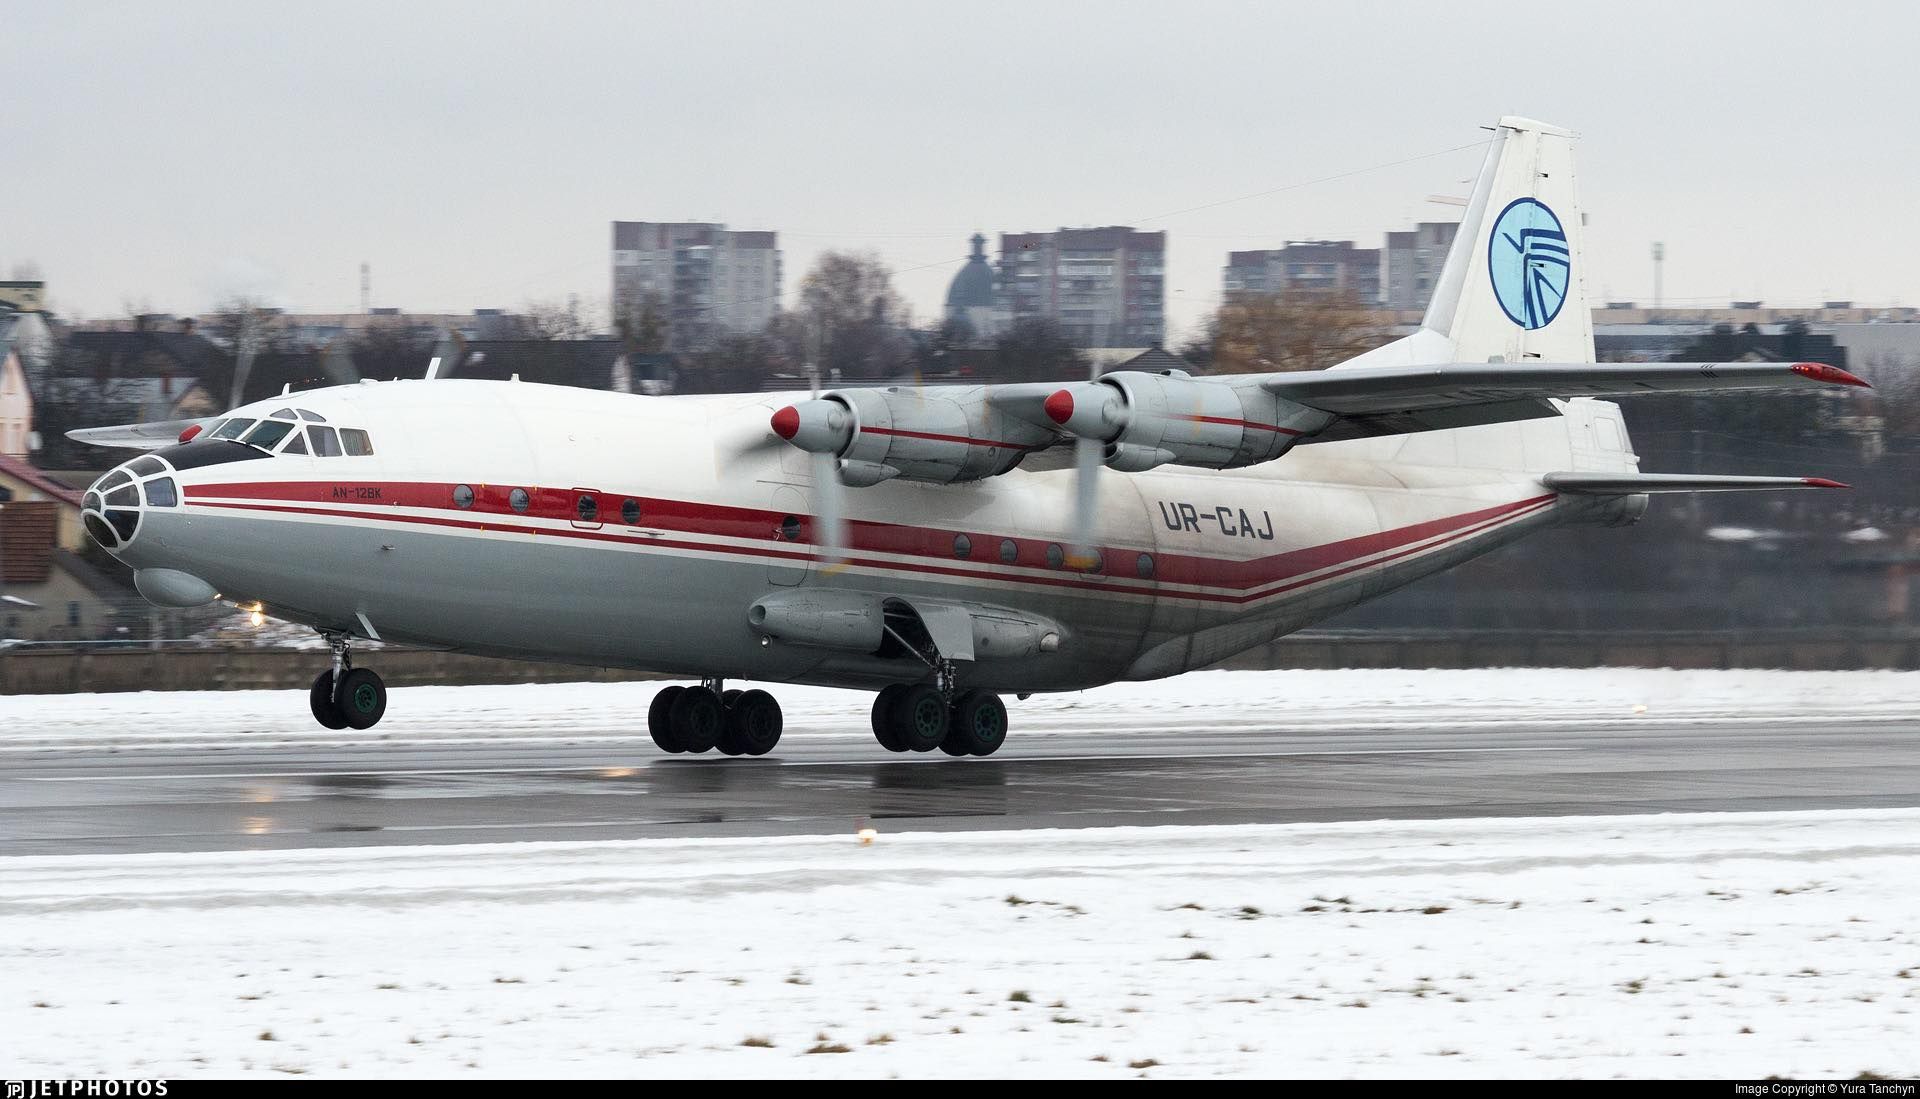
[0,453,84,509]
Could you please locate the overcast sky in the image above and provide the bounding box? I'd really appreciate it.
[3,0,1915,339]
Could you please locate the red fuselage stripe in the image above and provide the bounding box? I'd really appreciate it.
[183,486,1556,605]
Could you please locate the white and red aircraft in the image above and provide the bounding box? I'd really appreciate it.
[72,117,1868,757]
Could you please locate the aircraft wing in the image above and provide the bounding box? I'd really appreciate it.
[1543,472,1850,494]
[1260,361,1869,441]
[66,418,208,450]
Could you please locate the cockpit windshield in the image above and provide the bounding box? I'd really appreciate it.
[240,419,296,451]
[210,418,255,440]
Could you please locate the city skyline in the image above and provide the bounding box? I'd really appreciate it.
[4,1,1916,339]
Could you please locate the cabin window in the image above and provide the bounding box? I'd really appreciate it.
[309,426,343,457]
[242,420,295,450]
[210,418,254,440]
[1046,543,1065,569]
[509,488,531,514]
[129,456,164,477]
[576,494,598,523]
[144,478,178,508]
[453,484,475,509]
[621,498,641,525]
[999,539,1018,564]
[780,515,801,542]
[953,534,972,559]
[1136,553,1155,579]
[341,429,374,456]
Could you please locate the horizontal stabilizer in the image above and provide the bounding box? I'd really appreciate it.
[1544,472,1850,494]
[66,419,206,450]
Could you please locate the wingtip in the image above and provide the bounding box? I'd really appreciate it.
[1803,477,1851,489]
[1791,362,1872,389]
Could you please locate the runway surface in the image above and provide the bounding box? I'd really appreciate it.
[6,716,1920,855]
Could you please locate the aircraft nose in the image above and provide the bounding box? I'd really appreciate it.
[82,454,180,555]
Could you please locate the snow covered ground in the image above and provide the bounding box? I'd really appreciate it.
[3,808,1917,1078]
[4,667,1917,753]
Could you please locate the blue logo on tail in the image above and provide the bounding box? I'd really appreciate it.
[1488,197,1570,330]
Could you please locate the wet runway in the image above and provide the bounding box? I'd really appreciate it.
[5,717,1920,855]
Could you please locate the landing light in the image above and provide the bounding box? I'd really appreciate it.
[249,609,265,628]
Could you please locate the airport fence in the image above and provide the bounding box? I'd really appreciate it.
[3,628,1917,695]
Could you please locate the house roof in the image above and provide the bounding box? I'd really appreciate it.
[0,453,84,508]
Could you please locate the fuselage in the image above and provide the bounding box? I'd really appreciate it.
[86,378,1635,693]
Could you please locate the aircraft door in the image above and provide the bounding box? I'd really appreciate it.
[767,485,810,586]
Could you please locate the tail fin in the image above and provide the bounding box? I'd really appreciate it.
[1344,117,1596,368]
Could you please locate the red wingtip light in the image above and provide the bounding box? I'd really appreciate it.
[1791,362,1871,389]
[1803,477,1851,489]
[178,423,203,444]
[770,406,800,440]
[1043,389,1075,425]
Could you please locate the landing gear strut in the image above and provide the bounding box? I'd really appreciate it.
[648,679,784,756]
[309,631,386,730]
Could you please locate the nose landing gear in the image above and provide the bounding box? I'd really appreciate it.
[308,632,387,730]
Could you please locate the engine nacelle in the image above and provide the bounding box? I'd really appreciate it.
[770,386,1059,485]
[1037,370,1336,472]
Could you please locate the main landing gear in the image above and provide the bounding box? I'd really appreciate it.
[871,683,1008,757]
[309,632,387,731]
[647,679,785,756]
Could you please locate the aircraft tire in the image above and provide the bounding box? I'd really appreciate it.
[309,670,349,730]
[871,685,909,752]
[648,686,686,752]
[727,689,783,756]
[890,684,950,753]
[670,686,725,754]
[336,668,387,731]
[945,690,1008,757]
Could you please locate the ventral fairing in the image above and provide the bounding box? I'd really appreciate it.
[73,118,1869,757]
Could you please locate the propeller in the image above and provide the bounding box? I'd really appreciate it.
[424,328,466,379]
[1053,359,1124,572]
[801,363,848,567]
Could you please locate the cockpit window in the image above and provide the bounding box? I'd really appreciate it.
[210,418,255,440]
[295,409,327,422]
[309,426,343,457]
[242,420,295,450]
[129,456,164,477]
[341,429,374,456]
[281,431,308,455]
[144,478,178,508]
[269,408,298,420]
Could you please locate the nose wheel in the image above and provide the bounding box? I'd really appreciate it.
[308,632,387,730]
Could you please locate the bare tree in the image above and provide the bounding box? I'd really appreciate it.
[512,296,599,342]
[1204,291,1389,374]
[205,296,282,409]
[613,288,668,355]
[994,317,1084,383]
[791,251,912,381]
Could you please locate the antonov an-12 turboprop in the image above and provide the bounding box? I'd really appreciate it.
[74,117,1868,757]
